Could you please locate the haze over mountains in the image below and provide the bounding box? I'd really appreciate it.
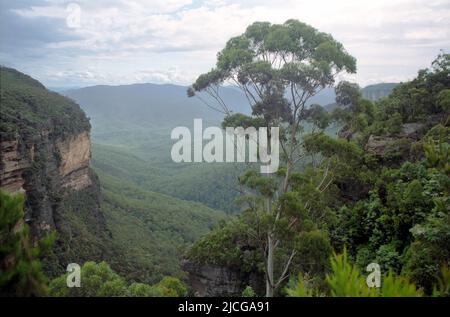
[65,84,248,129]
[64,83,251,214]
[361,83,398,101]
[64,83,343,127]
[65,82,395,128]
[61,81,396,215]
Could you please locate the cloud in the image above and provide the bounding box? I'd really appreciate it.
[1,0,449,87]
[40,65,194,87]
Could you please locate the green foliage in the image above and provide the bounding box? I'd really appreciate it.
[380,271,421,297]
[0,67,90,137]
[242,285,256,297]
[432,265,450,297]
[126,283,163,297]
[238,170,278,197]
[188,20,357,296]
[49,261,187,297]
[0,191,54,296]
[326,249,375,297]
[98,169,226,283]
[304,104,331,130]
[332,81,377,134]
[304,132,363,162]
[222,113,266,129]
[49,261,126,297]
[190,18,356,128]
[376,54,449,123]
[294,230,332,276]
[189,53,449,297]
[41,172,114,279]
[437,89,450,112]
[375,244,401,273]
[92,142,243,214]
[286,250,422,297]
[335,81,361,110]
[331,157,449,281]
[333,54,449,143]
[285,274,316,297]
[156,276,188,297]
[187,218,260,273]
[423,124,450,174]
[404,209,450,293]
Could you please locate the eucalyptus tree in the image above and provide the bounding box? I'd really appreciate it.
[188,19,356,296]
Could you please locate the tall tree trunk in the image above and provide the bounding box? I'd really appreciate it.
[282,116,299,193]
[265,194,275,297]
[266,231,274,297]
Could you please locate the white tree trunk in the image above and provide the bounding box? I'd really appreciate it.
[266,232,274,297]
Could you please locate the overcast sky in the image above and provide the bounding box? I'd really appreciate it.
[1,0,449,88]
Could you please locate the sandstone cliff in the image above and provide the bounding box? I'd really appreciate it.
[182,260,263,296]
[0,129,93,235]
[0,67,110,276]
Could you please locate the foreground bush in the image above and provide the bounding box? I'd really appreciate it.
[49,261,187,297]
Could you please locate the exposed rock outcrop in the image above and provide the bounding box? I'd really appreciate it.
[364,120,436,164]
[361,83,397,101]
[1,67,111,276]
[0,131,91,193]
[182,260,263,297]
[0,129,93,238]
[338,129,361,142]
[401,122,426,137]
[0,139,29,192]
[57,131,92,190]
[365,135,404,156]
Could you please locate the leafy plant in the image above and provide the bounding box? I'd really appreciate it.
[242,286,256,297]
[0,190,55,296]
[286,250,423,297]
[49,261,188,297]
[326,249,376,297]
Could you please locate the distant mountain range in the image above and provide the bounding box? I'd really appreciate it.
[62,81,396,215]
[64,84,248,128]
[361,83,398,101]
[323,83,398,111]
[64,83,341,129]
[64,82,396,129]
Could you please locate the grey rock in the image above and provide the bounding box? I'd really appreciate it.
[182,260,263,297]
[401,122,425,137]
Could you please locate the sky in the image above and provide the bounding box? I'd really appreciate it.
[1,0,449,88]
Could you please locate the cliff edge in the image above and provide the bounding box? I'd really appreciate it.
[0,67,110,276]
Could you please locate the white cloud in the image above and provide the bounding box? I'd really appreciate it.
[13,5,67,19]
[43,65,194,86]
[5,0,450,87]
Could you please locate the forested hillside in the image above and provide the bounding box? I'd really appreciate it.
[65,83,339,213]
[0,67,226,295]
[97,169,225,284]
[184,19,449,297]
[187,56,449,294]
[361,83,398,101]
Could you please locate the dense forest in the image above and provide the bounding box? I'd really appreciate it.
[185,20,449,297]
[186,50,450,295]
[0,66,223,296]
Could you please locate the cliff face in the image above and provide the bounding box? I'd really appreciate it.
[1,131,91,192]
[361,83,398,101]
[0,67,110,275]
[57,131,92,190]
[182,260,263,297]
[0,138,29,193]
[0,129,92,237]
